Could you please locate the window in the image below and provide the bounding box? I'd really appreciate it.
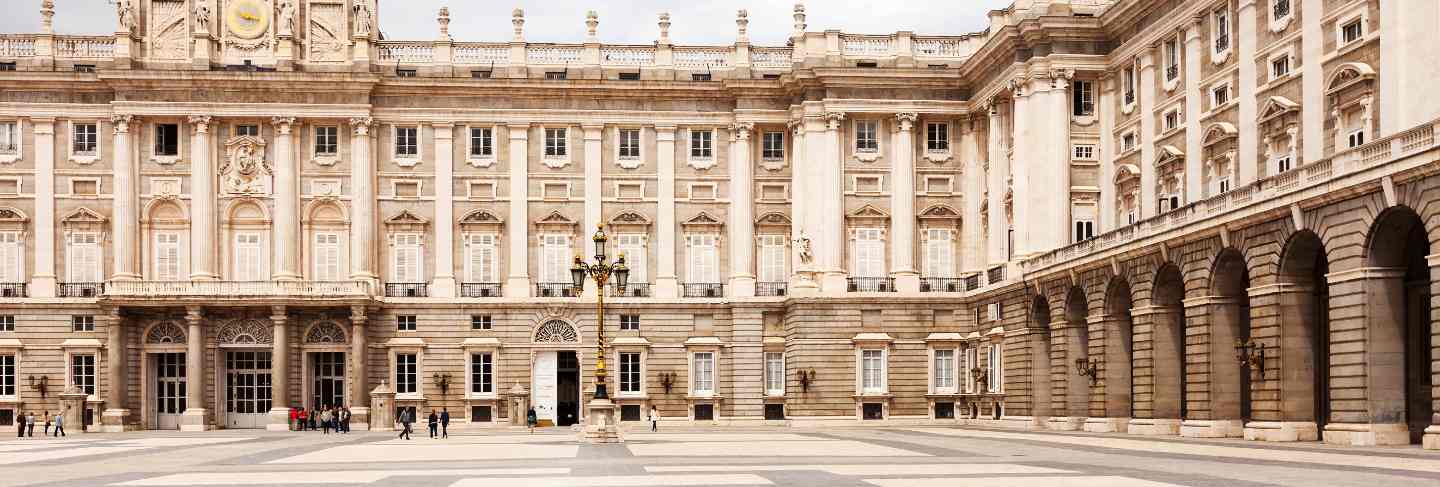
[691,73,712,82]
[1347,128,1366,148]
[72,123,97,156]
[464,234,498,284]
[620,314,640,331]
[1160,194,1181,213]
[1276,154,1293,173]
[540,234,571,284]
[1213,8,1231,53]
[1271,55,1291,80]
[1212,84,1231,108]
[1217,177,1232,195]
[394,126,418,157]
[1164,38,1180,81]
[233,233,263,281]
[545,71,568,80]
[764,352,784,395]
[154,232,181,281]
[73,64,96,73]
[689,129,713,159]
[852,228,885,278]
[761,132,784,160]
[70,354,95,396]
[692,352,715,394]
[397,315,417,332]
[855,120,878,152]
[470,352,493,394]
[1164,109,1181,131]
[471,315,493,330]
[934,349,955,392]
[396,68,417,78]
[391,233,422,283]
[1273,0,1290,20]
[926,123,949,152]
[686,234,719,283]
[313,126,338,156]
[1074,219,1096,242]
[154,123,179,156]
[235,125,259,137]
[619,352,641,393]
[986,345,1003,393]
[469,127,493,158]
[618,128,641,159]
[1121,132,1137,152]
[758,234,787,283]
[1123,65,1137,105]
[1072,144,1095,160]
[0,63,14,72]
[1341,19,1363,45]
[618,72,640,81]
[471,70,492,79]
[313,233,342,281]
[395,353,417,394]
[964,347,978,393]
[923,229,954,278]
[0,354,13,397]
[615,234,646,285]
[861,349,885,393]
[67,233,101,283]
[70,315,95,332]
[0,232,20,284]
[0,122,16,154]
[1072,80,1095,116]
[0,315,11,332]
[544,128,568,157]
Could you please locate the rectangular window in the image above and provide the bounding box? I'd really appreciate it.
[764,352,784,395]
[1341,19,1363,45]
[0,63,14,72]
[613,234,646,285]
[0,232,19,284]
[1072,144,1095,160]
[1121,132,1137,152]
[464,234,498,284]
[314,126,338,156]
[154,124,179,156]
[926,123,950,152]
[154,232,181,281]
[934,349,955,391]
[618,128,641,159]
[391,233,422,283]
[0,122,16,154]
[852,228,885,278]
[469,127,494,157]
[314,233,342,281]
[1273,0,1290,20]
[964,347,978,393]
[1213,8,1231,53]
[691,73,712,82]
[0,316,11,332]
[1276,154,1293,173]
[70,354,96,396]
[1074,219,1096,242]
[0,354,13,397]
[1164,109,1181,131]
[687,234,719,283]
[396,69,417,78]
[923,229,954,278]
[855,120,878,152]
[395,126,418,157]
[233,232,263,281]
[1123,65,1137,105]
[470,352,493,394]
[1347,128,1366,148]
[1271,56,1291,79]
[619,352,641,393]
[761,132,785,160]
[619,314,640,331]
[544,128,568,157]
[1072,80,1095,116]
[692,352,715,394]
[471,70,492,79]
[1212,84,1231,107]
[395,353,417,394]
[397,315,417,332]
[236,125,259,137]
[471,315,493,330]
[987,345,1003,393]
[73,123,98,156]
[72,315,95,332]
[758,234,787,283]
[861,349,885,393]
[541,234,571,284]
[67,233,101,283]
[545,71,567,80]
[689,129,713,159]
[618,72,640,81]
[1164,38,1180,80]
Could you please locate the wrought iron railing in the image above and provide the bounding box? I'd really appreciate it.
[1214,34,1230,52]
[105,280,370,298]
[384,283,429,298]
[986,266,1006,284]
[536,282,578,298]
[920,278,965,293]
[609,283,651,298]
[756,282,787,297]
[683,283,724,298]
[963,274,981,291]
[847,277,895,293]
[0,283,27,298]
[460,282,502,298]
[59,282,105,298]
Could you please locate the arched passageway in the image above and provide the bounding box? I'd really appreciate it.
[1203,248,1251,438]
[1064,287,1091,421]
[1086,277,1134,433]
[1029,295,1053,423]
[1134,264,1185,435]
[1359,208,1432,445]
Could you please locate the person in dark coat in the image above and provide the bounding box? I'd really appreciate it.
[398,408,413,440]
[427,410,438,439]
[439,408,450,439]
[526,407,537,434]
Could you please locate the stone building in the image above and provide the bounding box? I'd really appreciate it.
[0,0,1437,448]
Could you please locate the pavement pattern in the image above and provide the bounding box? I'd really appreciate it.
[4,425,1440,486]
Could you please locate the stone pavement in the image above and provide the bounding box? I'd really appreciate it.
[4,426,1440,486]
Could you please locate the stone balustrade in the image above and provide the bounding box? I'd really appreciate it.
[0,35,38,58]
[104,280,372,301]
[54,36,114,59]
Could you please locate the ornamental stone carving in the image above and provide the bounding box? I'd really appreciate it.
[115,0,137,36]
[222,135,273,195]
[304,321,348,344]
[194,1,212,33]
[216,319,274,345]
[145,320,187,344]
[534,320,579,343]
[353,1,374,38]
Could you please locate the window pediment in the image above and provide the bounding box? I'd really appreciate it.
[847,204,891,224]
[1326,62,1375,95]
[1155,145,1184,169]
[1258,96,1299,124]
[754,211,792,228]
[534,210,578,232]
[459,208,504,233]
[385,209,430,233]
[0,207,27,233]
[61,207,107,236]
[1114,164,1141,185]
[918,204,961,223]
[1202,122,1238,146]
[608,209,651,228]
[681,211,724,230]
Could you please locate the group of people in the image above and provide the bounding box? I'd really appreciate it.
[394,408,450,440]
[13,411,65,438]
[290,405,351,434]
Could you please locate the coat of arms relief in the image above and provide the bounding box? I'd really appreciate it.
[221,135,273,195]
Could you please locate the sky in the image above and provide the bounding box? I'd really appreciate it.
[0,0,1013,46]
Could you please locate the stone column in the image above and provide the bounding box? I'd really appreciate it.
[1097,73,1117,231]
[349,306,371,430]
[111,115,140,280]
[654,125,679,298]
[816,112,847,294]
[31,118,56,296]
[787,120,817,295]
[505,124,531,297]
[348,118,378,287]
[267,306,291,430]
[101,308,129,431]
[1180,296,1245,439]
[1010,81,1030,257]
[1236,0,1259,184]
[1183,19,1205,203]
[986,103,1007,267]
[959,115,984,274]
[1047,72,1072,249]
[890,113,919,293]
[582,124,604,297]
[181,307,208,431]
[272,117,301,281]
[188,116,217,280]
[1137,47,1159,218]
[728,122,756,297]
[432,123,456,297]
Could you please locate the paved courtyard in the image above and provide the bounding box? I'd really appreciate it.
[4,426,1440,486]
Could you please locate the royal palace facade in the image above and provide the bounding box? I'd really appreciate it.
[0,0,1438,448]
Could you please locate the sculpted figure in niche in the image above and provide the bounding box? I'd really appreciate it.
[278,0,296,37]
[194,1,212,32]
[116,0,136,34]
[793,232,813,266]
[353,1,373,37]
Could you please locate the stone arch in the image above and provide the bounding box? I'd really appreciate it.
[143,320,187,345]
[1141,263,1186,433]
[533,319,580,344]
[1208,247,1252,433]
[303,320,348,344]
[1063,286,1091,419]
[223,198,272,223]
[1359,205,1432,444]
[1100,275,1135,423]
[216,319,274,345]
[1029,294,1053,418]
[303,199,349,225]
[1272,229,1329,440]
[142,199,189,224]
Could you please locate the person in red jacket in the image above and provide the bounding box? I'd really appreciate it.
[297,408,309,431]
[289,407,298,431]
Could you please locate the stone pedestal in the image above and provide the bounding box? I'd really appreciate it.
[267,408,292,432]
[60,390,87,435]
[348,407,371,431]
[1083,416,1130,433]
[508,383,530,426]
[582,398,623,443]
[369,382,395,431]
[180,408,209,432]
[1322,422,1410,446]
[100,408,131,432]
[894,273,921,294]
[1180,419,1244,438]
[1423,425,1440,450]
[1244,421,1318,441]
[1128,418,1181,436]
[191,32,212,69]
[821,272,849,296]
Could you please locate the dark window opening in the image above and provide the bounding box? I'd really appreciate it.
[396,68,417,77]
[621,404,641,422]
[545,71,568,80]
[154,124,179,156]
[862,403,884,420]
[618,72,640,80]
[691,73,712,81]
[73,64,96,73]
[471,70,492,79]
[935,402,955,419]
[764,403,786,420]
[470,405,492,422]
[693,404,714,421]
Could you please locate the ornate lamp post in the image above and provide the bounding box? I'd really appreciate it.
[570,225,628,442]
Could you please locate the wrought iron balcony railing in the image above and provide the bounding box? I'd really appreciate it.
[964,274,981,291]
[756,282,788,297]
[536,282,578,298]
[59,282,105,298]
[104,281,371,299]
[920,277,965,293]
[1214,34,1230,52]
[847,277,895,293]
[0,283,27,298]
[986,266,1006,285]
[609,283,651,298]
[683,283,724,298]
[460,282,502,298]
[384,283,429,298]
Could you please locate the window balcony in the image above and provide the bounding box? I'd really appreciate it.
[683,283,724,298]
[384,283,429,298]
[920,277,965,293]
[609,283,651,298]
[986,266,1006,285]
[1165,65,1179,80]
[103,280,372,303]
[1214,34,1230,52]
[756,282,788,297]
[963,274,981,291]
[0,283,27,298]
[1124,91,1135,105]
[59,282,105,298]
[536,282,578,298]
[847,277,895,293]
[460,282,502,298]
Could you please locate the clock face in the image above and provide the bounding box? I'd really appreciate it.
[226,0,271,40]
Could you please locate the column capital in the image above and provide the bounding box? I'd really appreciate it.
[187,115,213,133]
[1009,76,1028,98]
[1185,16,1204,42]
[350,305,369,324]
[730,121,754,140]
[185,306,203,323]
[111,114,135,134]
[270,305,288,321]
[507,123,532,138]
[271,116,297,134]
[894,112,917,131]
[787,118,803,135]
[349,116,374,136]
[823,112,845,130]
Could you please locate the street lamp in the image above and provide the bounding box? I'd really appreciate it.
[571,224,629,400]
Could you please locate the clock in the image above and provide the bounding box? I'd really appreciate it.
[226,0,271,40]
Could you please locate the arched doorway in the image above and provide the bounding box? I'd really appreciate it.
[1029,295,1053,423]
[1262,230,1329,442]
[1360,207,1432,445]
[1135,264,1185,435]
[1086,276,1134,433]
[1064,286,1091,428]
[1204,248,1250,438]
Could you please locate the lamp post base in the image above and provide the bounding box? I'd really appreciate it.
[581,398,623,444]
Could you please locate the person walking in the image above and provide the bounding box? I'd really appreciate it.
[648,406,659,432]
[289,407,297,432]
[297,407,308,431]
[398,408,413,440]
[426,410,438,439]
[42,410,50,436]
[52,410,65,437]
[320,408,333,434]
[526,407,537,434]
[25,411,35,437]
[338,407,350,434]
[16,413,25,437]
[439,408,450,439]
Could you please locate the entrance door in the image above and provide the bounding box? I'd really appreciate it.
[532,351,558,426]
[155,353,186,430]
[310,352,346,409]
[224,350,272,429]
[556,351,580,427]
